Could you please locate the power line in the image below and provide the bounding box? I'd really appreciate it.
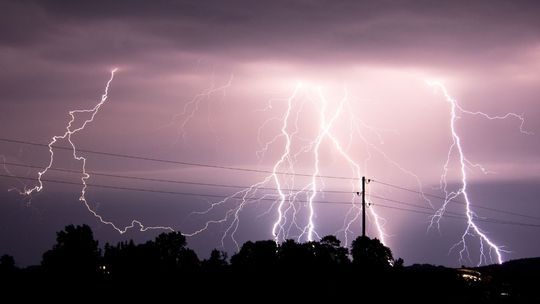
[1,173,538,229]
[2,137,537,225]
[0,137,360,180]
[1,161,353,194]
[0,173,355,205]
[369,194,434,211]
[369,195,511,224]
[371,203,540,228]
[3,158,537,223]
[369,185,540,227]
[372,179,540,221]
[369,190,540,227]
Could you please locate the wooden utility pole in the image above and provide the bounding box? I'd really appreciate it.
[362,176,366,237]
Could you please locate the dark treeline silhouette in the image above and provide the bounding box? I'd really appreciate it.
[1,224,538,302]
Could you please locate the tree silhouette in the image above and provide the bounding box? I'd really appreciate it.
[277,239,314,270]
[103,231,199,277]
[394,257,404,269]
[351,236,393,270]
[41,224,100,277]
[103,239,143,277]
[230,240,277,271]
[202,249,228,270]
[316,235,350,267]
[0,254,17,275]
[177,247,200,272]
[153,231,199,271]
[2,223,538,302]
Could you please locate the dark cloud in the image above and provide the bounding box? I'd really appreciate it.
[2,0,539,67]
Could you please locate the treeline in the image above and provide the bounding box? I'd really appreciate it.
[1,224,536,302]
[1,224,398,277]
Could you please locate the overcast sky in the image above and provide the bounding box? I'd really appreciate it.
[1,0,539,267]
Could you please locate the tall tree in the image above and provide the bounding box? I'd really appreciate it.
[351,236,393,270]
[41,224,101,277]
[316,235,350,267]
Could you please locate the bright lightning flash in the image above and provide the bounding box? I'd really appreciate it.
[427,80,530,265]
[16,70,519,266]
[185,82,429,250]
[19,69,173,234]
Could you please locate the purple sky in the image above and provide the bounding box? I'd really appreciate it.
[1,0,539,267]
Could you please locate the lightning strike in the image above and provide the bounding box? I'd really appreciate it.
[427,80,530,265]
[19,69,173,234]
[187,83,397,250]
[166,74,234,142]
[15,70,503,261]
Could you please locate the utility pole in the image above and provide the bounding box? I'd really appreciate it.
[362,176,366,237]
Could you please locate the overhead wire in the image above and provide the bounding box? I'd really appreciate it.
[2,137,538,227]
[1,173,538,229]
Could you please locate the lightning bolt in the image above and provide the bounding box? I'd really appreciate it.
[188,83,395,250]
[165,74,234,142]
[19,68,173,234]
[427,80,530,265]
[5,67,531,264]
[269,84,302,243]
[185,85,305,250]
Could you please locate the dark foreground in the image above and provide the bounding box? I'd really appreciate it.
[1,224,538,302]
